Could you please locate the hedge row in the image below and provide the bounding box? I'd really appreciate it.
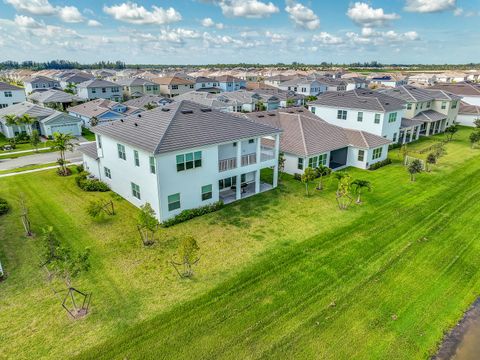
[0,198,9,216]
[75,171,110,192]
[162,201,224,227]
[369,158,392,170]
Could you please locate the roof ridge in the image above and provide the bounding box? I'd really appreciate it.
[402,86,416,101]
[153,100,186,154]
[358,130,368,147]
[297,114,308,156]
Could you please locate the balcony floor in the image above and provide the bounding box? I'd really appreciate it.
[219,182,273,204]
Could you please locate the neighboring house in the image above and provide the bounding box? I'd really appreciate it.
[370,76,407,88]
[343,77,369,91]
[115,78,160,98]
[68,98,142,127]
[253,88,305,108]
[173,91,259,112]
[0,102,82,138]
[78,100,281,222]
[436,72,467,83]
[23,76,60,94]
[59,72,95,91]
[123,95,173,109]
[213,75,247,92]
[28,89,84,110]
[0,82,26,108]
[278,78,328,96]
[264,75,297,88]
[244,108,391,173]
[382,85,461,139]
[77,79,122,101]
[407,73,437,86]
[152,76,195,97]
[194,77,221,93]
[456,101,480,127]
[428,82,480,106]
[308,89,406,142]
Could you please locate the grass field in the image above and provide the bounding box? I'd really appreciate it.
[0,127,479,359]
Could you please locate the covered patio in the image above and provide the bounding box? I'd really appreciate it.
[411,110,447,137]
[218,168,274,204]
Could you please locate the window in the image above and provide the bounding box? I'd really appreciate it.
[131,182,141,199]
[112,87,119,93]
[134,150,140,167]
[297,158,303,170]
[427,101,431,108]
[97,134,102,148]
[441,101,447,109]
[201,185,212,201]
[4,91,12,97]
[308,154,327,168]
[311,107,316,114]
[149,156,156,174]
[388,113,397,123]
[337,110,347,120]
[117,144,126,160]
[358,150,365,162]
[407,103,412,110]
[452,101,457,109]
[374,113,381,124]
[102,88,106,93]
[372,147,383,160]
[357,112,363,122]
[176,151,202,171]
[393,132,397,142]
[91,89,96,93]
[104,167,111,179]
[189,84,194,89]
[168,193,181,211]
[171,85,178,90]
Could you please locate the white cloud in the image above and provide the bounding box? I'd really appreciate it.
[265,31,288,43]
[13,14,44,28]
[347,2,400,27]
[201,17,224,29]
[103,2,182,25]
[404,0,456,13]
[346,28,419,46]
[87,20,102,27]
[312,32,343,45]
[58,6,84,23]
[5,0,57,15]
[285,1,320,30]
[210,0,279,18]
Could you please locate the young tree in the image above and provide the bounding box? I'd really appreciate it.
[171,236,200,278]
[137,202,159,246]
[144,103,157,110]
[444,124,458,141]
[408,159,423,181]
[399,144,408,164]
[434,144,446,161]
[286,98,295,107]
[86,199,115,219]
[336,173,353,210]
[64,82,77,94]
[89,116,99,127]
[470,131,480,148]
[19,194,32,236]
[426,153,437,172]
[51,132,76,176]
[315,165,331,190]
[278,152,285,182]
[473,118,480,128]
[30,129,41,152]
[351,179,372,204]
[301,167,316,196]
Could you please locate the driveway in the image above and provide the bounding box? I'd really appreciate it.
[0,149,83,171]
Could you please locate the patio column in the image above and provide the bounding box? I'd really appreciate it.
[255,169,260,193]
[236,140,242,169]
[236,141,242,200]
[256,137,261,164]
[273,133,280,188]
[426,122,431,136]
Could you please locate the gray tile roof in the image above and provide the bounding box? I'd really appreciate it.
[0,101,55,123]
[400,118,424,129]
[115,78,157,86]
[67,99,140,118]
[310,89,406,112]
[459,101,480,115]
[429,82,480,96]
[123,95,173,108]
[253,88,305,101]
[77,79,119,88]
[0,81,23,91]
[381,85,462,102]
[411,110,447,122]
[244,108,391,156]
[78,142,98,160]
[28,89,83,104]
[92,100,282,155]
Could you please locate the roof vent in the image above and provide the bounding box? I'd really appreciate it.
[200,108,212,112]
[134,122,138,127]
[161,108,170,112]
[137,114,142,118]
[297,109,304,112]
[385,102,389,105]
[257,115,265,118]
[268,113,275,116]
[120,119,124,122]
[181,110,194,114]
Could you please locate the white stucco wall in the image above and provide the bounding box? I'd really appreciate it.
[0,89,26,108]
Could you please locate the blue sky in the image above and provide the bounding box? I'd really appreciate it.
[0,0,479,64]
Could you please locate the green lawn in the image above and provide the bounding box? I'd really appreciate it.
[0,127,479,359]
[0,162,59,175]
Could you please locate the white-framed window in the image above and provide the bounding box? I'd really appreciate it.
[149,156,156,174]
[308,154,327,168]
[176,151,202,171]
[102,88,106,93]
[393,133,397,142]
[388,113,397,123]
[407,103,412,110]
[374,113,381,124]
[131,182,141,199]
[310,107,316,114]
[372,147,383,160]
[134,150,140,167]
[104,167,111,179]
[92,89,96,93]
[358,150,365,162]
[171,85,178,90]
[168,193,181,211]
[452,101,457,109]
[297,158,304,170]
[117,144,126,160]
[337,110,347,120]
[201,185,212,201]
[4,91,12,97]
[441,101,447,109]
[357,112,363,122]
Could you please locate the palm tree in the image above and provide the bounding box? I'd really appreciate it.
[144,103,156,110]
[51,132,76,176]
[4,114,18,127]
[408,159,423,182]
[315,165,331,190]
[18,114,35,134]
[351,179,372,204]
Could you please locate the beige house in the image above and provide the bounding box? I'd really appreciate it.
[115,78,160,99]
[151,76,195,97]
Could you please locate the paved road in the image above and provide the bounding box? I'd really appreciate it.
[0,161,82,178]
[0,149,83,171]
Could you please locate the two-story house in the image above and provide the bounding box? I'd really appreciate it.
[370,75,407,88]
[0,102,82,138]
[152,76,195,98]
[213,75,247,92]
[308,89,406,142]
[0,82,26,108]
[382,85,461,142]
[24,76,60,94]
[264,75,297,88]
[245,108,391,173]
[76,79,122,101]
[278,78,328,97]
[194,77,221,93]
[58,72,95,91]
[68,98,142,127]
[79,100,281,222]
[115,78,160,99]
[28,89,84,110]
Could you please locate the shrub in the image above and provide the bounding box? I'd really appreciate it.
[293,173,302,181]
[0,198,9,216]
[75,164,84,173]
[75,171,109,192]
[162,201,224,227]
[369,158,392,170]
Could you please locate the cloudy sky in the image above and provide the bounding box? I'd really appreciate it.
[0,0,478,64]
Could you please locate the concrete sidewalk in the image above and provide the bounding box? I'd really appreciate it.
[0,150,83,171]
[0,162,82,178]
[0,140,93,157]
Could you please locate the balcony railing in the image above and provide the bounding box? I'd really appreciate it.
[260,147,275,162]
[241,153,257,167]
[219,157,237,172]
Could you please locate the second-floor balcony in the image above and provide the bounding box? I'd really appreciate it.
[219,157,236,172]
[241,153,256,167]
